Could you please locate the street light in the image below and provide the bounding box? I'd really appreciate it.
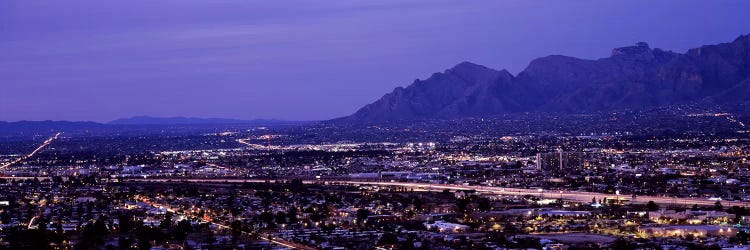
[616,190,620,204]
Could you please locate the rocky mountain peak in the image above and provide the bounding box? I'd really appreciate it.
[336,34,750,123]
[610,42,656,62]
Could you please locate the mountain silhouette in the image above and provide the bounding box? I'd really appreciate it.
[338,34,750,122]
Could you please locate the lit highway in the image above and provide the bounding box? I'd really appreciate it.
[123,178,750,208]
[0,132,61,169]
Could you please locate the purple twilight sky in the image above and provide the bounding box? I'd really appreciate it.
[2,0,750,122]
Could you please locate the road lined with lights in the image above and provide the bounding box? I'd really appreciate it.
[123,178,750,208]
[138,197,315,250]
[1,132,61,169]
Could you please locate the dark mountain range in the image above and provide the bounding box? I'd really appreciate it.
[0,121,108,138]
[0,117,308,139]
[338,34,750,122]
[108,116,297,125]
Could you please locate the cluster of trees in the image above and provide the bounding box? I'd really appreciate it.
[0,211,204,250]
[107,212,200,250]
[454,193,492,214]
[256,207,301,227]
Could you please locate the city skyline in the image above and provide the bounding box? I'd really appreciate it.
[5,1,750,249]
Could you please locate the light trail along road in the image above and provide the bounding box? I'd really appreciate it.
[124,178,750,208]
[139,197,315,250]
[1,132,61,169]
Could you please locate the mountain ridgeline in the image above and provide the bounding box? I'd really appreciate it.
[339,34,750,122]
[108,116,293,125]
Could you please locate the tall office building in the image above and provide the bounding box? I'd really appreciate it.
[536,150,584,173]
